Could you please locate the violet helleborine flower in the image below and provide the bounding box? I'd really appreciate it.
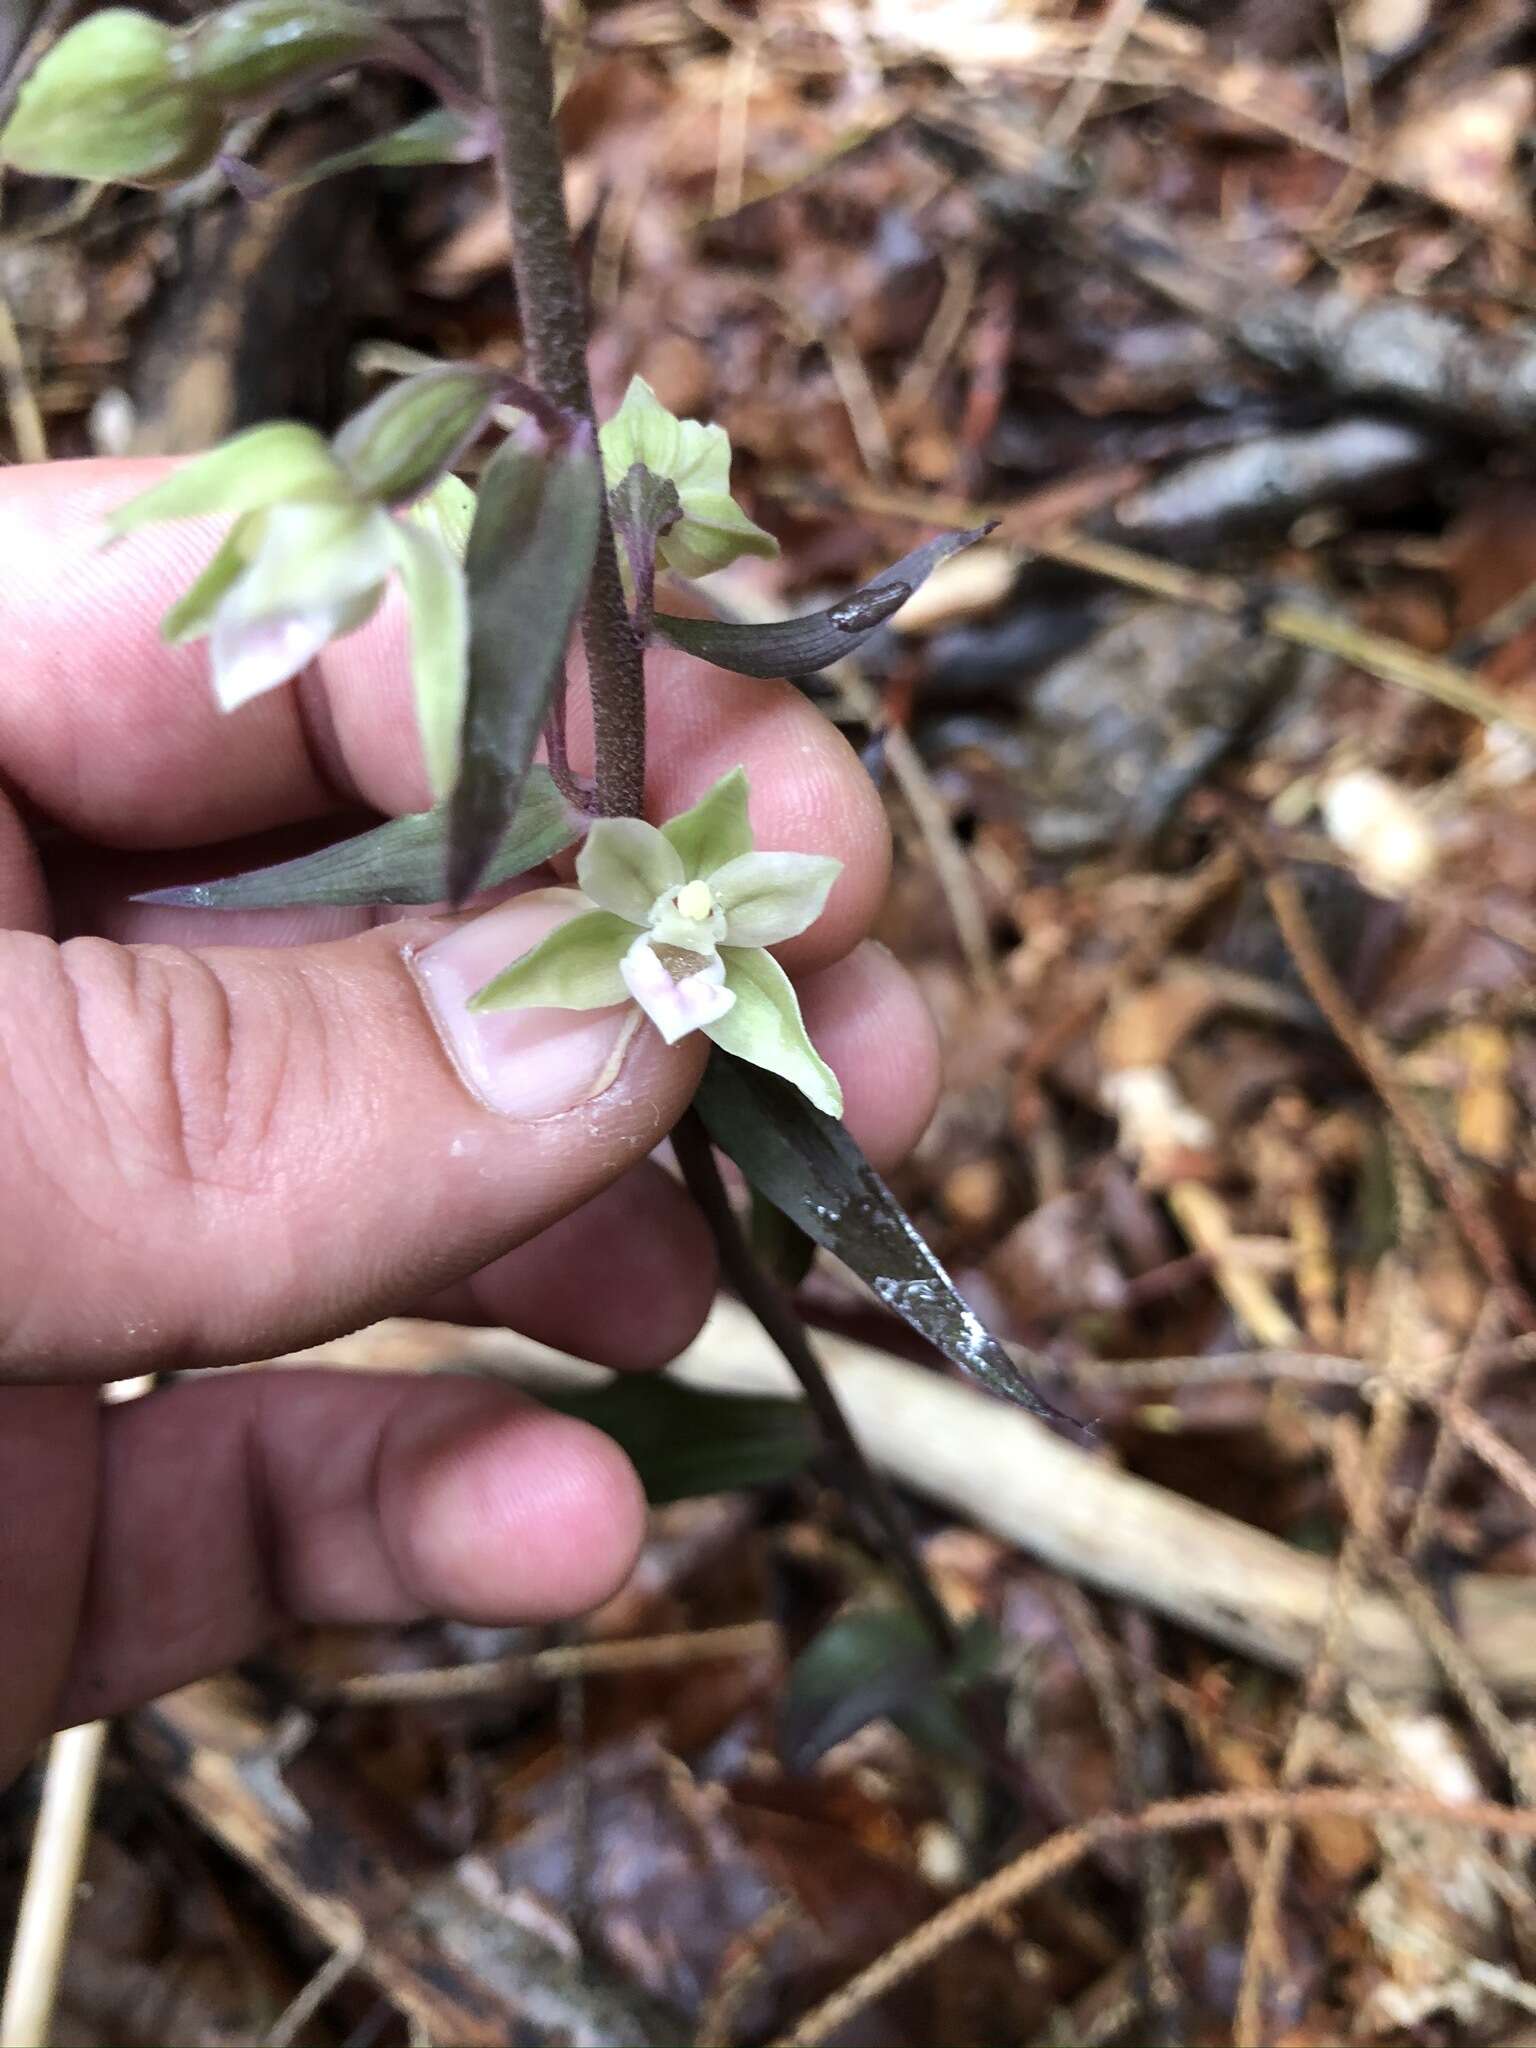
[105,367,499,796]
[470,767,845,1115]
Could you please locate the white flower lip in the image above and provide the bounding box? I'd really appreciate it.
[620,935,735,1046]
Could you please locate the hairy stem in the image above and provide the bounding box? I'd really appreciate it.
[672,1111,959,1663]
[469,0,646,817]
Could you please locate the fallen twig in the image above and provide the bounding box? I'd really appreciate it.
[329,1621,781,1704]
[0,1722,107,2048]
[771,1784,1536,2048]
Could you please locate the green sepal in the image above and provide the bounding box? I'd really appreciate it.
[706,946,842,1116]
[660,764,753,878]
[469,904,634,1013]
[388,519,468,800]
[108,423,349,535]
[409,473,477,560]
[160,519,255,642]
[710,850,841,949]
[575,815,684,925]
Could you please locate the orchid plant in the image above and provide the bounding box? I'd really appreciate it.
[0,0,1064,1679]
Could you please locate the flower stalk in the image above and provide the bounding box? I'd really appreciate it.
[468,0,646,818]
[671,1112,960,1666]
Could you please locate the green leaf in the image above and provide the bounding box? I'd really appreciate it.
[161,520,254,642]
[334,365,505,507]
[654,525,995,677]
[661,764,753,877]
[388,519,468,800]
[274,107,489,193]
[710,851,841,949]
[468,905,633,1012]
[133,766,579,910]
[783,1607,992,1771]
[705,949,842,1116]
[544,1377,815,1506]
[108,423,348,535]
[176,0,381,104]
[575,815,682,924]
[694,1048,1073,1425]
[0,8,220,186]
[449,418,601,904]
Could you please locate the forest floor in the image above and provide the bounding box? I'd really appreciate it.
[9,1,1536,2043]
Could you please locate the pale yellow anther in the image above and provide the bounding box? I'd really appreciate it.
[675,879,714,921]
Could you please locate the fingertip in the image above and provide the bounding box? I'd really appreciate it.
[382,1384,646,1622]
[799,941,941,1173]
[440,1161,719,1370]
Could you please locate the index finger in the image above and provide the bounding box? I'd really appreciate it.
[0,459,890,972]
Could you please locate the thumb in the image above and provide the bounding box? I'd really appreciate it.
[0,895,703,1377]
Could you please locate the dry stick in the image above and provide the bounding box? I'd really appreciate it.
[263,1936,367,2048]
[469,0,646,816]
[0,1721,108,2048]
[1433,1395,1536,1522]
[1246,830,1536,1330]
[1054,1588,1180,2045]
[1404,1290,1506,1564]
[1231,1263,1418,2048]
[838,666,997,994]
[670,1112,960,1662]
[332,1621,781,1704]
[1041,0,1153,149]
[1332,1415,1536,1808]
[0,292,46,464]
[1122,1608,1182,2045]
[770,1786,1536,2048]
[1066,1328,1536,1395]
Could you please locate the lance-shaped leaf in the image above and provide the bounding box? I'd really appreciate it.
[134,766,579,910]
[653,524,996,677]
[783,1607,998,1771]
[278,107,490,193]
[544,1377,815,1506]
[694,1048,1073,1425]
[448,418,601,905]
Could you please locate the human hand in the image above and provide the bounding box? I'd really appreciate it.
[0,459,940,1780]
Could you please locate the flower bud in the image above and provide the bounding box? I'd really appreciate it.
[598,375,777,580]
[0,9,220,186]
[333,366,506,506]
[175,0,383,105]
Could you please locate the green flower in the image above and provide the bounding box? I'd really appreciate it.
[0,9,221,186]
[107,376,494,795]
[0,2,383,188]
[598,376,778,579]
[470,768,843,1114]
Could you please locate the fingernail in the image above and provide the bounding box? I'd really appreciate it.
[412,895,635,1120]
